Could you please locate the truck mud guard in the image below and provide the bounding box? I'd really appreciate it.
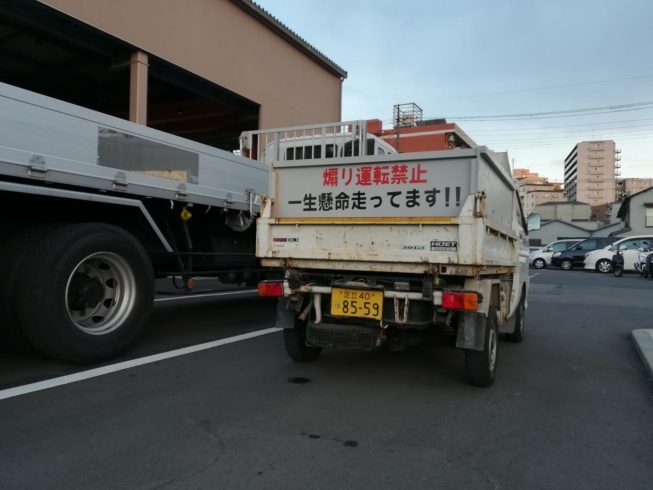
[456,311,488,351]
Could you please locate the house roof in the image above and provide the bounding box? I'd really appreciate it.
[539,219,594,232]
[540,219,623,235]
[616,186,653,220]
[230,0,347,78]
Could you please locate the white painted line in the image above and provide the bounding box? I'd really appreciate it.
[529,273,540,278]
[0,327,281,401]
[154,289,258,302]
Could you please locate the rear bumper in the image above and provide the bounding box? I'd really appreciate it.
[283,283,441,304]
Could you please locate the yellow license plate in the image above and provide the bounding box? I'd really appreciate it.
[331,288,383,320]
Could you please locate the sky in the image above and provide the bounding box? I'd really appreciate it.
[256,0,653,182]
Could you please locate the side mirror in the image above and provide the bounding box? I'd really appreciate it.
[619,245,627,251]
[527,213,541,231]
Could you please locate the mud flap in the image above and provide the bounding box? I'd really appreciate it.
[499,312,516,334]
[455,311,486,351]
[276,298,296,329]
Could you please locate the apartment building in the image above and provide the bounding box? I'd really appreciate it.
[513,168,565,215]
[564,141,616,205]
[522,184,565,216]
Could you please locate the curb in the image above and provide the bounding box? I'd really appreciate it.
[631,329,653,383]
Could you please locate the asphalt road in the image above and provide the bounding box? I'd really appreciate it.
[1,269,652,490]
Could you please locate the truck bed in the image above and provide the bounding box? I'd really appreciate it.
[257,147,521,276]
[0,82,267,210]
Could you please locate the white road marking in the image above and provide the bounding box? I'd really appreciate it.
[529,273,540,278]
[154,289,258,302]
[0,328,281,401]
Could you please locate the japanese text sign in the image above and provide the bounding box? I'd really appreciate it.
[275,158,472,218]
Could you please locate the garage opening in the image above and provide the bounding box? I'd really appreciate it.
[0,0,259,152]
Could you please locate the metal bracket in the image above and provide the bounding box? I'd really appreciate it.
[27,155,47,178]
[112,171,128,190]
[394,297,410,324]
[245,189,256,216]
[225,192,234,206]
[176,183,188,199]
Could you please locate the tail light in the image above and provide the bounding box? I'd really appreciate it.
[258,281,284,297]
[442,291,478,311]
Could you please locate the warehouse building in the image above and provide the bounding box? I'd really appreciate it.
[0,0,346,150]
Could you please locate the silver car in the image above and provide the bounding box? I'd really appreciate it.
[529,239,582,269]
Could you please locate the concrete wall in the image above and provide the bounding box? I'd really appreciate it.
[40,0,343,128]
[523,188,565,216]
[623,178,653,196]
[536,203,592,222]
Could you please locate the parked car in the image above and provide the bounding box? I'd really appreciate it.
[529,239,582,269]
[550,237,618,270]
[583,235,653,273]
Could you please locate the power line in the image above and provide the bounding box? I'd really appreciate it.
[378,105,653,125]
[478,128,653,142]
[417,75,653,103]
[489,138,653,149]
[436,100,653,121]
[477,128,653,144]
[468,122,653,136]
[460,117,653,130]
[357,74,653,118]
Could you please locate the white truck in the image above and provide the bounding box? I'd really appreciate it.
[0,81,268,363]
[252,122,540,386]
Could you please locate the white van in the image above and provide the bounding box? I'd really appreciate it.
[529,239,582,269]
[584,235,653,273]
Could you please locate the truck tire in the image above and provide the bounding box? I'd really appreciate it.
[505,295,525,343]
[0,224,62,354]
[283,318,322,362]
[464,307,498,387]
[13,223,154,364]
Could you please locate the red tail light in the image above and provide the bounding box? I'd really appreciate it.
[442,291,478,311]
[258,281,284,297]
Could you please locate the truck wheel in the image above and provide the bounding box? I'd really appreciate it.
[505,296,525,343]
[283,318,322,362]
[0,224,61,354]
[464,307,498,387]
[14,224,154,364]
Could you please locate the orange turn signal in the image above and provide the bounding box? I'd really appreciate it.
[442,292,478,311]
